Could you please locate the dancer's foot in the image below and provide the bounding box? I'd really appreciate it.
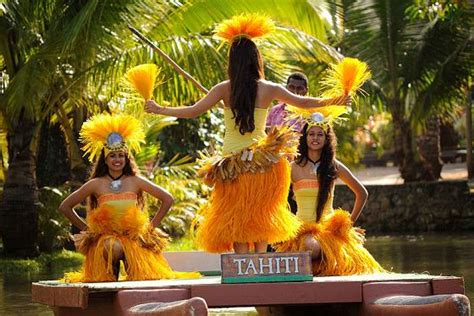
[233,242,249,254]
[255,241,268,253]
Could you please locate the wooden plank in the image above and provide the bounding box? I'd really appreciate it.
[31,283,55,306]
[32,274,466,310]
[362,282,431,303]
[54,285,89,308]
[35,274,460,292]
[431,277,465,295]
[191,280,362,306]
[32,283,89,308]
[221,252,312,284]
[163,251,221,273]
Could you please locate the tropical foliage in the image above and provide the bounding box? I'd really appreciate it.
[1,0,471,257]
[0,0,341,256]
[340,0,473,181]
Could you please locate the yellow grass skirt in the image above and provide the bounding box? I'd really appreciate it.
[196,158,301,253]
[63,205,200,282]
[275,209,384,276]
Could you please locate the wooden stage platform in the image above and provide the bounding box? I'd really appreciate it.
[32,273,465,315]
[32,252,468,315]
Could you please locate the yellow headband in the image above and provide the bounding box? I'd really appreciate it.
[103,141,129,158]
[214,13,275,43]
[307,112,332,132]
[287,105,348,132]
[80,113,145,162]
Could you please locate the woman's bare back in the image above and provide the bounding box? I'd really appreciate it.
[219,80,280,109]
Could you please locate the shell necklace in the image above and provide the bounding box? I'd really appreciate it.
[108,172,124,192]
[307,157,321,176]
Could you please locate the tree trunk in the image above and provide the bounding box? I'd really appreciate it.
[392,108,421,182]
[36,122,70,187]
[56,105,88,184]
[0,118,39,257]
[416,115,443,181]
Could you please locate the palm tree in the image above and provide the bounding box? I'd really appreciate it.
[341,0,473,182]
[0,0,342,256]
[0,0,168,256]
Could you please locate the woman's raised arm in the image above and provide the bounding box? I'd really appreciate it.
[272,83,350,109]
[145,82,226,118]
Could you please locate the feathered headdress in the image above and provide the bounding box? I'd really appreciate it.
[80,113,145,162]
[214,13,275,43]
[286,105,347,132]
[321,57,371,97]
[124,64,160,100]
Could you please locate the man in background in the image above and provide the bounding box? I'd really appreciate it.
[266,72,309,220]
[266,72,308,131]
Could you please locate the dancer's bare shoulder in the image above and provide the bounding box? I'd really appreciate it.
[256,80,283,107]
[215,80,231,106]
[257,79,280,93]
[290,161,306,182]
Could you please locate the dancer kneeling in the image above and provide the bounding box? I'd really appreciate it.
[145,14,349,254]
[275,110,384,275]
[59,113,200,282]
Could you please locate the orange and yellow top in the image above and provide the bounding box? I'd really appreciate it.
[293,179,333,222]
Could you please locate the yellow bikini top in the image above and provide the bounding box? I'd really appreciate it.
[222,107,268,154]
[293,179,333,222]
[97,192,137,214]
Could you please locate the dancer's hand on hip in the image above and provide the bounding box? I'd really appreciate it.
[72,231,89,254]
[145,100,163,114]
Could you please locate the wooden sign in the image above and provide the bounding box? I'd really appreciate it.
[221,252,313,284]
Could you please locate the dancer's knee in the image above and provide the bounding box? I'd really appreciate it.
[303,234,321,259]
[103,238,124,261]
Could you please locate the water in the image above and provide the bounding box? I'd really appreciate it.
[364,233,474,302]
[1,234,473,315]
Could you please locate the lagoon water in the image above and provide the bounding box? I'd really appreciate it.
[1,233,473,315]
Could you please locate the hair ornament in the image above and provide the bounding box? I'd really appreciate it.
[214,13,275,43]
[287,105,347,132]
[80,113,145,162]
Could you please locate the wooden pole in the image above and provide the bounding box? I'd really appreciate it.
[129,26,210,94]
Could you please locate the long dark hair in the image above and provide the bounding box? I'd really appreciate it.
[88,149,144,209]
[228,37,264,134]
[296,124,338,222]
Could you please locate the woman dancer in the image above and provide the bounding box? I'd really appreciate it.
[145,14,349,254]
[276,109,384,275]
[59,113,199,282]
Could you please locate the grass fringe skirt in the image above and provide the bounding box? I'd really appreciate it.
[196,158,301,253]
[275,209,384,276]
[63,205,200,283]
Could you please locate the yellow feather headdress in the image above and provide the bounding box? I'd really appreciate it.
[321,57,372,97]
[80,113,145,162]
[214,13,275,43]
[286,105,347,132]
